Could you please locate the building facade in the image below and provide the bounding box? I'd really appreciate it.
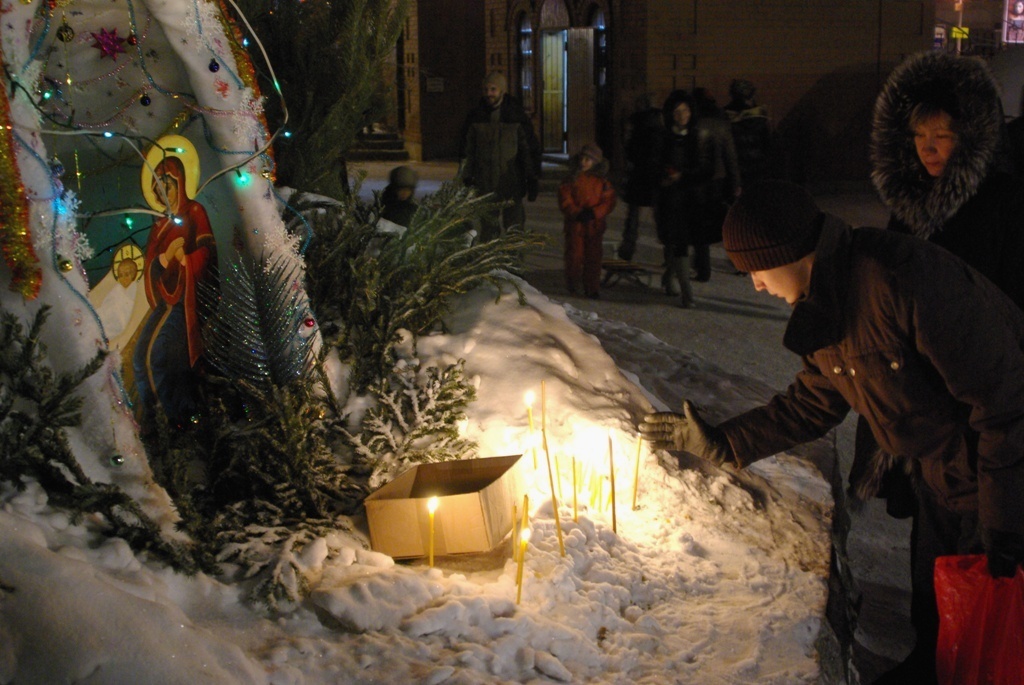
[396,1,1013,184]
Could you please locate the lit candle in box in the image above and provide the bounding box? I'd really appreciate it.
[427,496,439,567]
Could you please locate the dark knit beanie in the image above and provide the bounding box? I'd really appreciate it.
[722,180,823,272]
[388,165,418,189]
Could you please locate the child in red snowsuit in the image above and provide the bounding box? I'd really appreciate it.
[558,143,617,298]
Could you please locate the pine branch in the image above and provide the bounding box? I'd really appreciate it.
[202,254,318,391]
[0,305,205,573]
[300,183,546,392]
[345,359,478,489]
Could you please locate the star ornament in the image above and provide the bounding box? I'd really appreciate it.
[90,27,127,61]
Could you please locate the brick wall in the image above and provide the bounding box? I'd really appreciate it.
[405,0,486,160]
[624,0,934,184]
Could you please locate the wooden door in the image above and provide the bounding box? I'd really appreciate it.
[566,28,595,156]
[541,30,566,152]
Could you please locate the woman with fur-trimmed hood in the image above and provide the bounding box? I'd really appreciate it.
[871,50,1024,309]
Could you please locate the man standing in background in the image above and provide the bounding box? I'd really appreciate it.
[459,71,542,242]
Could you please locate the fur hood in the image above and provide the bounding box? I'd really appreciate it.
[870,51,1004,238]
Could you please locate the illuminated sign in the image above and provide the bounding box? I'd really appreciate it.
[1007,0,1024,43]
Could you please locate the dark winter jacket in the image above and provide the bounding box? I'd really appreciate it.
[622,106,665,207]
[654,127,714,249]
[460,95,542,202]
[655,91,716,250]
[724,102,773,186]
[693,104,741,245]
[871,49,1024,310]
[719,218,1024,537]
[380,185,418,227]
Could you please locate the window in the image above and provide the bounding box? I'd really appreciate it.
[590,8,607,87]
[517,12,535,109]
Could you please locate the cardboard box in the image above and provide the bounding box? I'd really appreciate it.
[364,454,524,559]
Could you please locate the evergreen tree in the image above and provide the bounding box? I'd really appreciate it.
[299,181,546,392]
[231,0,409,198]
[0,305,202,573]
[145,255,366,608]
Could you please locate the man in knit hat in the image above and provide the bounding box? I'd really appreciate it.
[459,71,542,242]
[641,179,1024,684]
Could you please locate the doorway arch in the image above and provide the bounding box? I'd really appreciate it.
[539,0,570,153]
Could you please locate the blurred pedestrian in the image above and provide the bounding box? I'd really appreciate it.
[380,165,419,228]
[654,90,714,308]
[558,143,616,298]
[459,71,542,242]
[617,94,665,262]
[691,87,741,282]
[724,79,774,189]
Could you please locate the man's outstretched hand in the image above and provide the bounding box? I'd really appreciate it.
[640,400,735,468]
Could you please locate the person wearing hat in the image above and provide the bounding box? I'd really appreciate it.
[640,180,1024,684]
[557,143,616,298]
[380,165,419,228]
[459,71,542,242]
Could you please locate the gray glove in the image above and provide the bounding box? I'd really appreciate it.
[640,400,735,468]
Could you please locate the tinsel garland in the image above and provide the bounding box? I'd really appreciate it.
[215,0,276,180]
[0,84,42,299]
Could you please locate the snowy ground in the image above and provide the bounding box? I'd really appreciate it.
[357,160,915,682]
[2,269,843,684]
[1,162,911,684]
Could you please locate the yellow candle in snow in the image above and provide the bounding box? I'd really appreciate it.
[632,433,643,511]
[608,431,617,534]
[543,430,566,557]
[512,501,519,561]
[524,390,537,468]
[520,493,530,541]
[572,455,578,522]
[540,381,547,435]
[516,527,531,604]
[427,496,439,567]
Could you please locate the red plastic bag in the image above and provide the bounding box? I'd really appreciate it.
[934,554,1024,685]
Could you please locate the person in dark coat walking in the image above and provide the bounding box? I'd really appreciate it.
[654,90,715,307]
[558,143,616,298]
[459,71,542,243]
[641,181,1024,685]
[691,88,742,282]
[724,79,774,189]
[617,94,665,262]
